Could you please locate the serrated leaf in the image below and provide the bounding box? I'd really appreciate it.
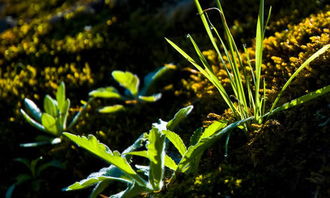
[98,105,125,113]
[198,120,227,141]
[163,130,186,157]
[147,127,166,190]
[112,71,140,97]
[41,113,58,136]
[23,98,42,122]
[20,109,45,132]
[56,82,66,112]
[138,93,162,102]
[43,95,58,117]
[89,87,122,99]
[63,133,146,186]
[167,105,193,130]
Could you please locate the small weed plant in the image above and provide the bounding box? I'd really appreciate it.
[166,0,330,126]
[89,65,174,113]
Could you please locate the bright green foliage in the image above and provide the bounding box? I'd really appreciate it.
[19,82,88,147]
[20,82,71,137]
[89,66,174,113]
[63,106,193,197]
[166,0,330,125]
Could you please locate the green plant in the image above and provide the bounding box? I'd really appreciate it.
[20,82,88,146]
[5,156,64,198]
[62,105,192,197]
[166,0,330,125]
[89,65,174,113]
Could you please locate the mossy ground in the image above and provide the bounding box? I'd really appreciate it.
[0,0,329,197]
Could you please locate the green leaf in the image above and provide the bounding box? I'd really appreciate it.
[89,87,122,99]
[20,109,46,132]
[43,95,58,117]
[166,105,193,130]
[23,98,42,122]
[147,127,166,190]
[41,113,58,136]
[178,117,253,173]
[138,93,162,102]
[267,84,330,117]
[198,120,227,141]
[112,70,140,97]
[66,176,131,191]
[163,130,186,157]
[90,180,111,198]
[58,99,70,130]
[125,151,177,171]
[56,82,66,112]
[98,105,125,113]
[141,65,175,95]
[270,44,330,111]
[63,133,147,186]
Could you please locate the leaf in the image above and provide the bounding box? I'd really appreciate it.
[66,165,131,193]
[20,109,46,132]
[63,133,147,186]
[141,65,175,95]
[43,95,58,117]
[5,184,15,198]
[37,160,64,176]
[98,105,125,113]
[112,70,140,97]
[41,113,58,136]
[23,98,42,122]
[56,82,66,112]
[66,176,131,191]
[270,44,330,111]
[89,87,122,99]
[58,99,70,130]
[198,120,227,141]
[138,93,162,102]
[177,117,253,173]
[147,127,166,190]
[267,84,330,117]
[125,151,177,171]
[163,130,186,157]
[166,105,193,130]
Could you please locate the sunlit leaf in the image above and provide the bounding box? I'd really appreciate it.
[163,130,186,157]
[56,82,66,112]
[89,86,122,99]
[198,120,227,141]
[98,105,124,113]
[112,71,140,97]
[166,105,193,130]
[147,128,166,190]
[20,109,45,132]
[43,95,58,117]
[41,113,58,136]
[178,117,253,173]
[63,133,147,186]
[138,93,162,102]
[23,98,42,122]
